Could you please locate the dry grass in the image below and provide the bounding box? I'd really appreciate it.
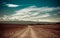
[0,24,60,38]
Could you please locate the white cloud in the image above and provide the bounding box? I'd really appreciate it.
[58,12,60,13]
[37,13,50,18]
[0,6,60,22]
[53,14,58,15]
[6,4,20,7]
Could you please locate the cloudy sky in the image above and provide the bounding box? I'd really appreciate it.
[0,0,60,22]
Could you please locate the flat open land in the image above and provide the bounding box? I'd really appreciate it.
[0,24,60,38]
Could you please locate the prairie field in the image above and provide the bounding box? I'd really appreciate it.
[0,24,60,38]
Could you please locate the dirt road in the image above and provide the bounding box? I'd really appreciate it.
[0,24,60,38]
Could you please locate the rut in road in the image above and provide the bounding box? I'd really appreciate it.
[17,26,38,38]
